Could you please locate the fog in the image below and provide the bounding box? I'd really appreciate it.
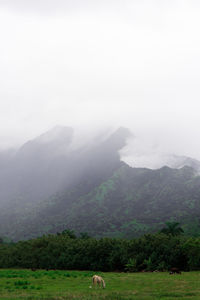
[1,0,200,168]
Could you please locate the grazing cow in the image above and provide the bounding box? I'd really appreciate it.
[92,275,106,288]
[169,267,181,274]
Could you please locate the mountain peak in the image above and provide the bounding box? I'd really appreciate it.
[34,126,73,144]
[104,127,132,151]
[17,126,73,159]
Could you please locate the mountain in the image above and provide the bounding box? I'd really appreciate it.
[0,126,130,208]
[0,126,131,239]
[165,154,200,173]
[0,126,75,208]
[0,126,200,241]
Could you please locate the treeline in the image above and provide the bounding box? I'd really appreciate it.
[0,231,200,272]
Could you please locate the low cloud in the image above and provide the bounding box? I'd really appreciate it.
[0,1,200,167]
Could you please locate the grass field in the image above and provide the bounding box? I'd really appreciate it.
[0,269,200,299]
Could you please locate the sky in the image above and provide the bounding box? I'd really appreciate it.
[0,0,200,168]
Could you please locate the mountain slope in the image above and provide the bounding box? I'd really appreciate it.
[1,126,200,241]
[1,163,200,240]
[0,127,131,240]
[0,126,130,208]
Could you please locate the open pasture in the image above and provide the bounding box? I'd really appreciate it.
[0,269,200,299]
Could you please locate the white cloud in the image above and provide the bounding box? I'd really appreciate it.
[0,1,200,166]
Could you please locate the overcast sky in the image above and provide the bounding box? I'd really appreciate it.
[0,0,200,167]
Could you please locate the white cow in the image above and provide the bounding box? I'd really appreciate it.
[92,275,106,288]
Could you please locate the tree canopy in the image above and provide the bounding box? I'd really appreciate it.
[160,222,184,236]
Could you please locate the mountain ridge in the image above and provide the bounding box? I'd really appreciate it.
[0,126,200,241]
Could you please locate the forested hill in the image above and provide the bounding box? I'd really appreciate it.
[1,163,200,241]
[0,127,200,241]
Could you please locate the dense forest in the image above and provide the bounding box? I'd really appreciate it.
[2,163,200,241]
[0,228,200,272]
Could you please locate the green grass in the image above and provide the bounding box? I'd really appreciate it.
[0,269,200,299]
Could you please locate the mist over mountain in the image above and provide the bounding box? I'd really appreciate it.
[0,126,130,209]
[0,126,200,241]
[1,0,200,244]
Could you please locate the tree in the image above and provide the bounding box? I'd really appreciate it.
[160,222,184,236]
[61,229,76,239]
[79,232,90,239]
[183,238,200,270]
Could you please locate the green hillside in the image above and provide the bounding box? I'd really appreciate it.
[53,164,200,238]
[1,163,200,241]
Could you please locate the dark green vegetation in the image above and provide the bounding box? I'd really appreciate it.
[160,222,184,236]
[0,269,200,299]
[1,126,200,241]
[2,162,200,241]
[40,164,200,239]
[3,163,200,241]
[1,232,200,272]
